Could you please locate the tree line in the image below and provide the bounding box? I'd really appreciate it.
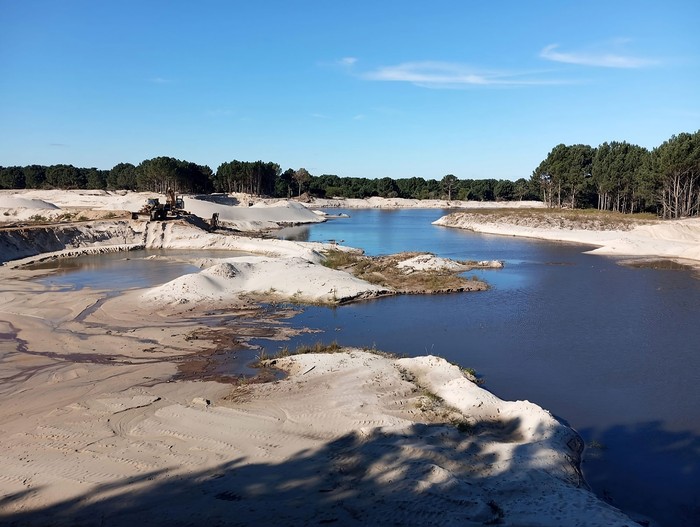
[2,129,698,218]
[531,131,700,218]
[0,156,538,203]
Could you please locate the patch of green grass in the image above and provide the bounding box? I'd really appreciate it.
[322,249,363,269]
[293,340,343,355]
[253,340,345,368]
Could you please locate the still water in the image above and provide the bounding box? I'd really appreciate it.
[29,249,248,290]
[277,209,700,527]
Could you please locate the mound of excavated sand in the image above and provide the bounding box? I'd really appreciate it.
[0,195,60,210]
[0,190,325,232]
[141,256,390,305]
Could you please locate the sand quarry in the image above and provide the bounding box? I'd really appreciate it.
[3,189,698,526]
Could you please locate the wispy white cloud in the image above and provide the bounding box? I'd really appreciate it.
[149,76,173,84]
[362,61,567,89]
[352,114,366,120]
[338,57,358,66]
[540,43,656,69]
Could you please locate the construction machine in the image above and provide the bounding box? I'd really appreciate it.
[131,190,187,221]
[131,198,167,221]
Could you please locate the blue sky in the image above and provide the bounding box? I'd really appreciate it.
[1,0,698,181]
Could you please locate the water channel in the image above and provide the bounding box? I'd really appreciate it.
[276,209,700,527]
[26,211,699,526]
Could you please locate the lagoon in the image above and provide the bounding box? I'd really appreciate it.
[277,209,700,527]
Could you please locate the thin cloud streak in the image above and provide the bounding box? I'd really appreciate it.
[540,44,656,68]
[362,61,569,88]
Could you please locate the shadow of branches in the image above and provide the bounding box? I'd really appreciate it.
[0,422,508,526]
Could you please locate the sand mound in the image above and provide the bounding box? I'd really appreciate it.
[396,253,471,272]
[0,351,634,526]
[141,256,391,305]
[0,195,60,210]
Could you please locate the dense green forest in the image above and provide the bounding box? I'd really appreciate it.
[0,157,538,203]
[531,131,700,219]
[1,130,698,218]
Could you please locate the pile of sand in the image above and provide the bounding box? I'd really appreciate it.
[0,190,324,232]
[141,256,391,305]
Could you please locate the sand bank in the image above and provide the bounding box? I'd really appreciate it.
[435,211,700,263]
[303,195,545,210]
[0,321,635,526]
[0,190,637,525]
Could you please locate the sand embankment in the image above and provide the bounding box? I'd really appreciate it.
[0,189,636,525]
[303,195,545,209]
[0,340,635,525]
[0,189,323,231]
[435,211,700,263]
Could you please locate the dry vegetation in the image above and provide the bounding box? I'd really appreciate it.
[448,208,658,231]
[322,249,488,294]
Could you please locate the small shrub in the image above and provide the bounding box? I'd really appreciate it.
[322,249,362,269]
[295,340,343,355]
[451,418,473,433]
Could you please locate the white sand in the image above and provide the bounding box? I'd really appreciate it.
[0,333,635,525]
[435,212,700,263]
[306,196,545,209]
[142,256,390,305]
[0,190,639,525]
[0,190,323,231]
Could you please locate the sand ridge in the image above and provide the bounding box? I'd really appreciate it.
[0,349,635,526]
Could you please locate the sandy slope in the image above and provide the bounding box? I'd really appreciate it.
[0,190,638,525]
[307,195,545,209]
[0,343,634,526]
[0,190,323,231]
[434,212,700,262]
[141,256,390,305]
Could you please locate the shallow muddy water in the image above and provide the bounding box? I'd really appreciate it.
[276,209,700,527]
[29,249,250,290]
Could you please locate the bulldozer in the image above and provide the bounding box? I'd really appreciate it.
[131,189,187,221]
[132,198,167,221]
